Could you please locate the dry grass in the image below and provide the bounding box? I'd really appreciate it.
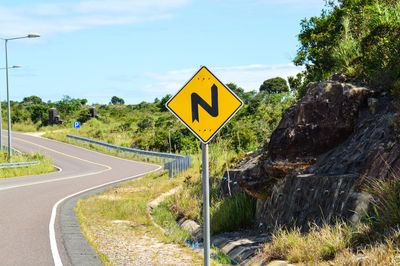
[261,220,400,265]
[262,222,351,263]
[329,242,400,265]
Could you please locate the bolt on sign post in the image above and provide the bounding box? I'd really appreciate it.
[166,66,243,265]
[73,121,80,136]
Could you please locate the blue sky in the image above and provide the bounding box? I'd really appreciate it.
[0,0,325,104]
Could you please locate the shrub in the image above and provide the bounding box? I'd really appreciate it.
[77,109,92,124]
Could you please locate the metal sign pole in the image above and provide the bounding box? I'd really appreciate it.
[202,143,210,266]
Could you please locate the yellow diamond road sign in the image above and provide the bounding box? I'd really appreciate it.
[166,66,243,144]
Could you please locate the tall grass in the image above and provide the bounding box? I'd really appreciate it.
[0,151,56,178]
[332,16,360,75]
[365,171,400,227]
[11,120,40,132]
[210,192,255,234]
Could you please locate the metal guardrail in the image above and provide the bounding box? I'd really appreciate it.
[66,134,191,178]
[0,145,40,169]
[0,160,40,169]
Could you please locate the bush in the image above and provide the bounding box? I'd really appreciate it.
[77,109,92,124]
[27,104,49,125]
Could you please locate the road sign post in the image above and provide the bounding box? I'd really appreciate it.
[202,143,210,266]
[73,121,80,136]
[166,66,242,265]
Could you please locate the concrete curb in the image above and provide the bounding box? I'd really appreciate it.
[59,174,150,265]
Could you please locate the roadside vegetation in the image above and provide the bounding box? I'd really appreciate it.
[0,150,56,178]
[289,0,400,98]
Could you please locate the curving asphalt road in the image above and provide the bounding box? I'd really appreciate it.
[0,131,162,265]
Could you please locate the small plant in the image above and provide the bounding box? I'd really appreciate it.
[211,245,232,264]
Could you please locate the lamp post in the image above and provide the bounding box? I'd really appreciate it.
[3,34,39,160]
[0,65,20,151]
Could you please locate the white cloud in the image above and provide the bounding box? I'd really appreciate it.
[0,0,191,36]
[141,64,303,95]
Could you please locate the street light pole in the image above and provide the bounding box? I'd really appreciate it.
[5,39,10,159]
[0,65,20,152]
[2,34,40,160]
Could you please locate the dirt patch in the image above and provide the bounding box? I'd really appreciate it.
[90,223,201,265]
[148,185,182,209]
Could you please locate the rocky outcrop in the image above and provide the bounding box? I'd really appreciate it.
[221,154,270,199]
[237,81,374,198]
[267,81,373,168]
[234,78,400,229]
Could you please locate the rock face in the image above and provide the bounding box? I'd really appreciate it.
[234,79,400,229]
[268,81,372,164]
[260,174,372,228]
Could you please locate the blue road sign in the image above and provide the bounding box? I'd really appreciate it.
[73,121,80,128]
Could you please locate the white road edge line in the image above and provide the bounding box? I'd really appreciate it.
[50,164,163,266]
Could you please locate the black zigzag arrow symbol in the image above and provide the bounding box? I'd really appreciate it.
[191,84,219,122]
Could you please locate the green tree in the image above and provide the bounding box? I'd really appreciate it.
[111,96,125,105]
[293,0,400,87]
[80,98,88,105]
[56,95,81,116]
[226,83,256,104]
[158,94,171,112]
[27,105,49,125]
[288,73,306,98]
[259,77,289,94]
[22,95,43,105]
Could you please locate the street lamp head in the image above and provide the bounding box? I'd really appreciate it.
[27,34,40,38]
[12,65,21,68]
